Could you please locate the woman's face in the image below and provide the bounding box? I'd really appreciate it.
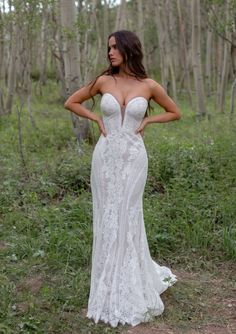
[108,36,123,67]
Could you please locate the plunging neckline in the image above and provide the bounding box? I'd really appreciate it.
[102,93,148,126]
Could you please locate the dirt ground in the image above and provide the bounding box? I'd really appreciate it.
[120,265,236,334]
[13,260,236,334]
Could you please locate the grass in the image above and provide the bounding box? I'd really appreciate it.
[0,80,235,333]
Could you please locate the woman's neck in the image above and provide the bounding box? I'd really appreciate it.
[117,65,133,78]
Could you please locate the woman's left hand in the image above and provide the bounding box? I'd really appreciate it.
[135,118,149,137]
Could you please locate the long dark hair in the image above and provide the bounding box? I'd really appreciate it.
[89,30,151,114]
[105,30,147,78]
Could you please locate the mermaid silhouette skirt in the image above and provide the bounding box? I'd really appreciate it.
[86,93,177,327]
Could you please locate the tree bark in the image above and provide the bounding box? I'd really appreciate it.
[115,0,126,31]
[39,0,49,88]
[0,7,5,115]
[177,0,192,105]
[163,0,177,101]
[93,0,102,72]
[5,20,19,114]
[205,28,213,97]
[230,78,236,116]
[154,0,168,90]
[0,7,5,81]
[51,3,66,99]
[137,0,147,68]
[59,0,91,143]
[216,35,223,110]
[191,0,207,118]
[218,1,230,113]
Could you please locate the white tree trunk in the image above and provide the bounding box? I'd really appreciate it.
[93,0,102,72]
[60,0,91,142]
[39,1,49,87]
[115,0,126,31]
[205,28,213,97]
[137,0,147,68]
[216,35,223,109]
[218,0,230,113]
[51,2,66,99]
[191,0,207,117]
[230,78,236,116]
[154,0,168,90]
[219,41,230,113]
[82,0,102,82]
[0,7,5,114]
[230,20,236,116]
[163,0,177,101]
[177,0,192,105]
[60,0,81,91]
[6,21,19,114]
[0,8,5,81]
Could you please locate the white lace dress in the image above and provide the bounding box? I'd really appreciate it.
[86,93,177,327]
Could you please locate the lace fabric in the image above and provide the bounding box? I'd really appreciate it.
[86,93,177,327]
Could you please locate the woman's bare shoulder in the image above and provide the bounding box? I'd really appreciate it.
[90,74,113,90]
[143,78,162,88]
[144,78,166,95]
[96,74,113,84]
[84,74,110,95]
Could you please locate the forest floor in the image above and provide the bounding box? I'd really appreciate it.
[79,260,236,334]
[120,264,236,334]
[1,245,235,333]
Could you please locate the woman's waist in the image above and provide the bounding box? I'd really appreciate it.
[101,129,144,141]
[103,117,142,134]
[94,133,147,161]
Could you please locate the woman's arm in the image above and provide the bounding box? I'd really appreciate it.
[146,79,181,123]
[135,80,181,135]
[64,79,100,122]
[64,76,107,136]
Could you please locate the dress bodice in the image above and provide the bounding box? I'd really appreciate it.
[100,93,148,135]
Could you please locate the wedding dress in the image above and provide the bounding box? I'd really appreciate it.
[86,92,177,328]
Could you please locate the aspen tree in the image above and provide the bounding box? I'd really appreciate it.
[115,0,126,31]
[191,0,207,117]
[137,0,147,68]
[6,12,19,114]
[39,0,49,88]
[218,0,230,113]
[177,0,192,105]
[59,0,91,142]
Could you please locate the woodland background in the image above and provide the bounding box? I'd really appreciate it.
[0,0,236,333]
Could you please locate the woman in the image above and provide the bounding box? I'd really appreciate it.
[64,30,181,328]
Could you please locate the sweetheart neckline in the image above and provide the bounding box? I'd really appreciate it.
[101,92,148,127]
[102,93,148,110]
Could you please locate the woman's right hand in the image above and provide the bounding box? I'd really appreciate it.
[96,116,107,137]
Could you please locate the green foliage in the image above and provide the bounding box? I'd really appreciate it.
[203,0,236,35]
[144,102,236,260]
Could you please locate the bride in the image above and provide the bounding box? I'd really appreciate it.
[64,30,181,328]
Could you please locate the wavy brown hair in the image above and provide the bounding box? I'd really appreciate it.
[89,30,151,115]
[106,30,147,78]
